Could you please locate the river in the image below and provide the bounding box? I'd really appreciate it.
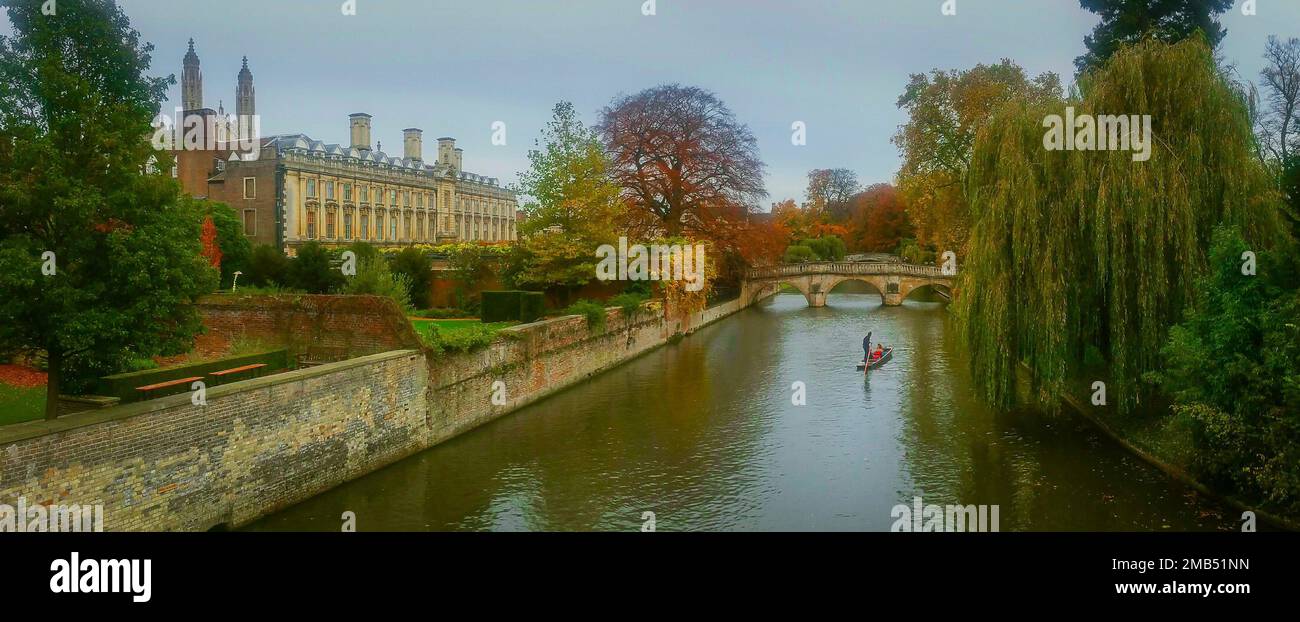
[247,283,1240,531]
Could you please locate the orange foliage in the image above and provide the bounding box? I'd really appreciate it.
[200,215,222,269]
[847,184,912,252]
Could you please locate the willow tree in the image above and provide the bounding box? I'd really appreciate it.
[955,36,1288,414]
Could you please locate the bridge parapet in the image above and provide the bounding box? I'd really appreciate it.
[745,262,953,280]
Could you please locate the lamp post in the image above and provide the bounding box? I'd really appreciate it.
[232,271,243,292]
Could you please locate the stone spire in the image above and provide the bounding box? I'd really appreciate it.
[236,55,255,118]
[181,38,203,111]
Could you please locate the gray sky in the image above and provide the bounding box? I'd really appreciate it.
[9,0,1299,204]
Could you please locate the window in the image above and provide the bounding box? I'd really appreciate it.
[344,183,352,202]
[416,194,423,209]
[359,185,369,203]
[243,177,256,199]
[375,212,384,241]
[242,209,256,236]
[171,165,178,178]
[390,213,398,240]
[326,211,336,238]
[374,188,382,204]
[306,210,317,239]
[307,179,317,198]
[389,190,397,206]
[360,213,369,240]
[402,191,409,208]
[344,213,352,239]
[326,181,335,200]
[405,214,413,240]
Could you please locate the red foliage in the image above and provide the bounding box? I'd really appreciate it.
[0,364,47,388]
[848,184,912,252]
[200,215,222,269]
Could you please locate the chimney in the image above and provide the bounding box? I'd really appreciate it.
[403,128,423,162]
[349,113,372,151]
[454,148,464,173]
[437,137,455,167]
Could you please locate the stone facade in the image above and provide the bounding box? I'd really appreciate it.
[169,40,518,252]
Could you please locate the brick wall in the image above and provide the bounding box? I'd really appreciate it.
[423,295,758,444]
[0,350,428,531]
[199,294,422,356]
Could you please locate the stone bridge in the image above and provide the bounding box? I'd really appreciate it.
[742,261,956,307]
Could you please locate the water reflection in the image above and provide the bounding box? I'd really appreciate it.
[248,283,1236,531]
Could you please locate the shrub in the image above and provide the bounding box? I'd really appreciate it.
[388,246,433,310]
[287,242,344,293]
[417,322,502,354]
[245,244,289,287]
[564,299,608,332]
[343,256,413,314]
[609,292,648,318]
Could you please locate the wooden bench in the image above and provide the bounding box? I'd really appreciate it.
[209,363,267,381]
[135,376,204,399]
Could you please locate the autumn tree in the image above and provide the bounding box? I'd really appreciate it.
[0,0,217,418]
[598,84,766,245]
[1075,0,1234,75]
[804,169,860,221]
[847,184,912,252]
[893,60,1061,254]
[508,101,623,302]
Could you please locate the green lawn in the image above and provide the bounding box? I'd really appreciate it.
[410,318,516,353]
[0,384,45,426]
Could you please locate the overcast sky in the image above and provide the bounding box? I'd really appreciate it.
[7,0,1297,204]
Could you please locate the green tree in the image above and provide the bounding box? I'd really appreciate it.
[893,60,1062,253]
[509,101,624,301]
[516,101,622,238]
[286,241,343,294]
[956,37,1288,415]
[0,0,217,417]
[387,246,433,310]
[1075,0,1234,74]
[1154,226,1300,511]
[199,199,252,289]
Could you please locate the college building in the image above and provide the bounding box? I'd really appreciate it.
[170,39,518,254]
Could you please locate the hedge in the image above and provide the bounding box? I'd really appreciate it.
[519,292,545,323]
[481,290,546,324]
[481,291,523,323]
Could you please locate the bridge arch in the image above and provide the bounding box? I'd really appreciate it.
[742,261,956,308]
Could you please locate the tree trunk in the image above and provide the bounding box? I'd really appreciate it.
[44,347,62,420]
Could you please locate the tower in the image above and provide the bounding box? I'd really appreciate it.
[236,56,255,118]
[182,38,202,111]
